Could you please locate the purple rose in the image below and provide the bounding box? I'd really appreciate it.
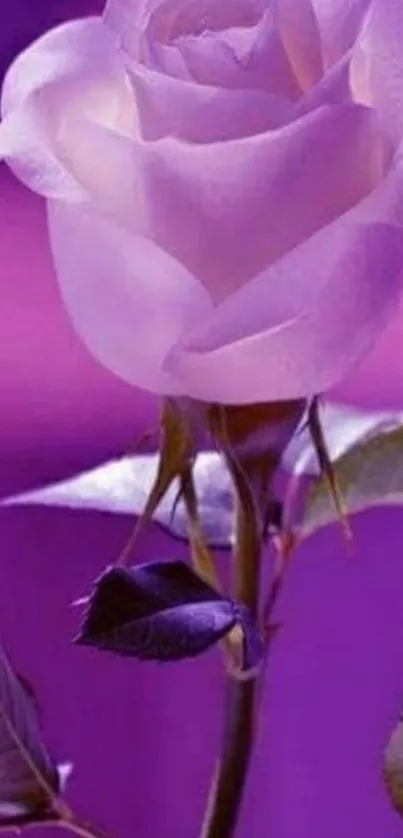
[2,0,403,405]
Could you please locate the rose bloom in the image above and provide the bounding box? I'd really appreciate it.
[1,0,403,405]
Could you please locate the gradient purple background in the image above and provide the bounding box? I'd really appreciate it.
[2,4,403,837]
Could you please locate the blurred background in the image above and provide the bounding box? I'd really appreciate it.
[1,4,403,838]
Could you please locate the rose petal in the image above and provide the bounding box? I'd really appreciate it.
[130,46,352,144]
[277,0,323,90]
[146,0,264,43]
[103,0,265,62]
[311,0,371,67]
[164,221,403,403]
[297,50,353,115]
[47,201,212,393]
[144,40,193,80]
[0,108,84,200]
[104,103,381,301]
[130,63,292,141]
[0,18,135,201]
[328,145,403,410]
[174,11,300,98]
[351,0,403,149]
[103,0,150,61]
[330,290,403,410]
[54,118,143,223]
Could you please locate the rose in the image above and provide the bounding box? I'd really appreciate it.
[2,0,403,406]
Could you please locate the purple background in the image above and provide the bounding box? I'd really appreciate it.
[2,4,403,837]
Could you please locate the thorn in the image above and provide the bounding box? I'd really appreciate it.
[180,465,221,591]
[169,482,184,529]
[272,529,297,561]
[123,426,158,456]
[115,400,194,567]
[308,396,353,549]
[262,499,283,543]
[263,621,282,643]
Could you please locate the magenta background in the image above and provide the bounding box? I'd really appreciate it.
[2,4,403,837]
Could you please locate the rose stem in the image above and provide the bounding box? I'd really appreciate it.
[200,452,262,838]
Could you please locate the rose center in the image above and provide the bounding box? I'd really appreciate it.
[148,0,263,45]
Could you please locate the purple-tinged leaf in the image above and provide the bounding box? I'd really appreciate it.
[75,561,262,666]
[6,404,403,550]
[282,402,403,476]
[291,425,403,540]
[2,453,234,547]
[0,647,69,827]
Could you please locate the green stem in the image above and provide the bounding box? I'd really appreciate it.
[200,679,256,838]
[200,455,262,838]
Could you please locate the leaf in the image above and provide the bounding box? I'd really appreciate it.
[294,425,403,539]
[75,561,262,668]
[0,647,70,826]
[6,403,403,549]
[3,452,235,548]
[384,714,403,816]
[282,402,403,475]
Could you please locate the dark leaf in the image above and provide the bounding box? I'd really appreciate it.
[75,561,262,666]
[0,647,68,826]
[384,714,403,816]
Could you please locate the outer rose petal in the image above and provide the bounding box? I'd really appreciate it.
[47,201,213,394]
[164,222,403,404]
[0,109,85,201]
[0,18,135,201]
[330,292,403,410]
[329,150,403,409]
[351,0,403,149]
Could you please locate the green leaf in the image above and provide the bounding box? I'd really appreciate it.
[294,425,403,539]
